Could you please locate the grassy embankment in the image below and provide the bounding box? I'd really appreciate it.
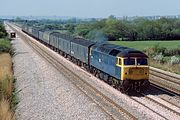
[0,39,17,120]
[111,40,180,74]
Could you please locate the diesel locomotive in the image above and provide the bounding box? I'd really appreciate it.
[21,25,150,93]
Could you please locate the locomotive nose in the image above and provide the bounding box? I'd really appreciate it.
[122,67,149,80]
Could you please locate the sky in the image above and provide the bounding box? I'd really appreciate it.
[0,0,180,18]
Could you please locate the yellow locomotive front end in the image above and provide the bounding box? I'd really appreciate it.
[122,57,149,80]
[117,57,150,92]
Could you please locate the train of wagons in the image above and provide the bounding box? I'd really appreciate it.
[21,24,150,93]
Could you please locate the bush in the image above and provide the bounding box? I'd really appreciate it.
[0,39,11,53]
[144,47,154,56]
[144,45,166,57]
[153,53,169,63]
[153,53,163,61]
[152,44,166,54]
[164,48,180,56]
[144,44,180,58]
[170,56,179,65]
[0,24,8,38]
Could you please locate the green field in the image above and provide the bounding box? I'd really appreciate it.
[110,40,180,50]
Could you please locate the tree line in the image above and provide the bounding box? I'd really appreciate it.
[14,16,180,41]
[65,17,180,41]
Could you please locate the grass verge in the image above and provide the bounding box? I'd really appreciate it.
[0,52,17,119]
[0,99,15,120]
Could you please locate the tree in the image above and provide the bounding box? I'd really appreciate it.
[75,24,92,38]
[108,15,116,20]
[126,23,138,40]
[101,19,128,40]
[64,24,76,33]
[93,19,106,29]
[0,24,7,38]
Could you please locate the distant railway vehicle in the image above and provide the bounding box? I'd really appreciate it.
[10,32,16,38]
[21,25,150,93]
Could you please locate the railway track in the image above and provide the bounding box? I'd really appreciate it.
[8,23,137,120]
[141,93,180,115]
[159,96,180,109]
[131,93,180,120]
[149,67,180,95]
[148,83,180,107]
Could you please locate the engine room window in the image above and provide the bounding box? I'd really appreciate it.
[137,58,148,65]
[116,58,118,65]
[124,58,135,65]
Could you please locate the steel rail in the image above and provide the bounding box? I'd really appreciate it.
[150,69,180,85]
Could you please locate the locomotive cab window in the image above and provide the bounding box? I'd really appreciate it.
[118,59,121,65]
[124,58,135,65]
[116,58,122,66]
[137,58,148,65]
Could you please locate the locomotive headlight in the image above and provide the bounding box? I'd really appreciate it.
[144,68,149,75]
[123,68,129,75]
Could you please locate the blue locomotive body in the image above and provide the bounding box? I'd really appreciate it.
[90,45,121,80]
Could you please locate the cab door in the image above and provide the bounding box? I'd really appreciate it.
[115,57,122,80]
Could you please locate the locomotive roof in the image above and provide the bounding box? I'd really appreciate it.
[71,38,95,47]
[92,43,148,58]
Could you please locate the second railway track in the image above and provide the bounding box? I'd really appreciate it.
[131,93,180,120]
[149,67,180,94]
[148,83,180,106]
